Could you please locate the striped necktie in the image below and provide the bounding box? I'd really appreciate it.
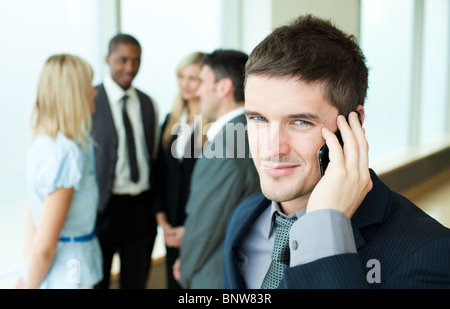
[121,95,139,183]
[261,213,297,289]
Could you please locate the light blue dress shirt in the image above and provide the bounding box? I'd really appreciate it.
[24,132,102,288]
[238,201,356,288]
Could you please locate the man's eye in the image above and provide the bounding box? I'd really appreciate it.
[293,120,311,126]
[248,116,267,122]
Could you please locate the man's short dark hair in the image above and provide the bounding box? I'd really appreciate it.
[108,33,141,55]
[245,15,368,115]
[203,49,248,103]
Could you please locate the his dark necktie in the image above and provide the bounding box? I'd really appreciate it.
[121,95,139,183]
[261,213,297,289]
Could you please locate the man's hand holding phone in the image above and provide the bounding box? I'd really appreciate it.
[307,111,373,218]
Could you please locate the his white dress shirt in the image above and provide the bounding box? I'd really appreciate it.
[103,74,150,196]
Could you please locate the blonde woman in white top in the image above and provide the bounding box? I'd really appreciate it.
[16,54,102,288]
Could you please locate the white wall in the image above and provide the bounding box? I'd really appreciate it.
[241,0,272,54]
[120,0,224,122]
[271,0,360,37]
[237,0,360,55]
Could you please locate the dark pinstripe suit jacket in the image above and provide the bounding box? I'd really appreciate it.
[223,170,450,288]
[91,84,156,214]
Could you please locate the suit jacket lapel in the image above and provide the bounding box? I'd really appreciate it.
[136,89,155,160]
[92,84,119,213]
[95,84,118,145]
[351,169,391,249]
[225,193,270,288]
[230,194,270,247]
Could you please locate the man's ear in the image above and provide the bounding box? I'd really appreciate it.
[105,55,110,65]
[217,77,233,98]
[356,105,365,125]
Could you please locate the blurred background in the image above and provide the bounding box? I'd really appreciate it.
[0,0,449,288]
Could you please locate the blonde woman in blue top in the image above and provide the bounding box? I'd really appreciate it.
[15,54,102,288]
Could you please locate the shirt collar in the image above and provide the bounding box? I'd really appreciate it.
[206,106,245,142]
[266,200,306,238]
[103,73,137,104]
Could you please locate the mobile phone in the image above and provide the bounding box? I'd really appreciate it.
[317,111,362,177]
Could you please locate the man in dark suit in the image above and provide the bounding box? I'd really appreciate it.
[223,15,450,289]
[91,34,158,289]
[173,50,260,288]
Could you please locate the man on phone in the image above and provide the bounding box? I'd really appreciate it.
[222,15,450,289]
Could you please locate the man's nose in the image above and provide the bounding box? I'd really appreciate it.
[259,122,290,160]
[124,60,136,73]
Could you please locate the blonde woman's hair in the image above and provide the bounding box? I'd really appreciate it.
[32,54,93,148]
[162,51,212,150]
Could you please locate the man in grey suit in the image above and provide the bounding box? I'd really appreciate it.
[91,34,158,289]
[173,50,260,288]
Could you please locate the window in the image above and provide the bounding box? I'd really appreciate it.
[120,0,224,119]
[419,0,450,144]
[360,0,450,172]
[360,0,415,163]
